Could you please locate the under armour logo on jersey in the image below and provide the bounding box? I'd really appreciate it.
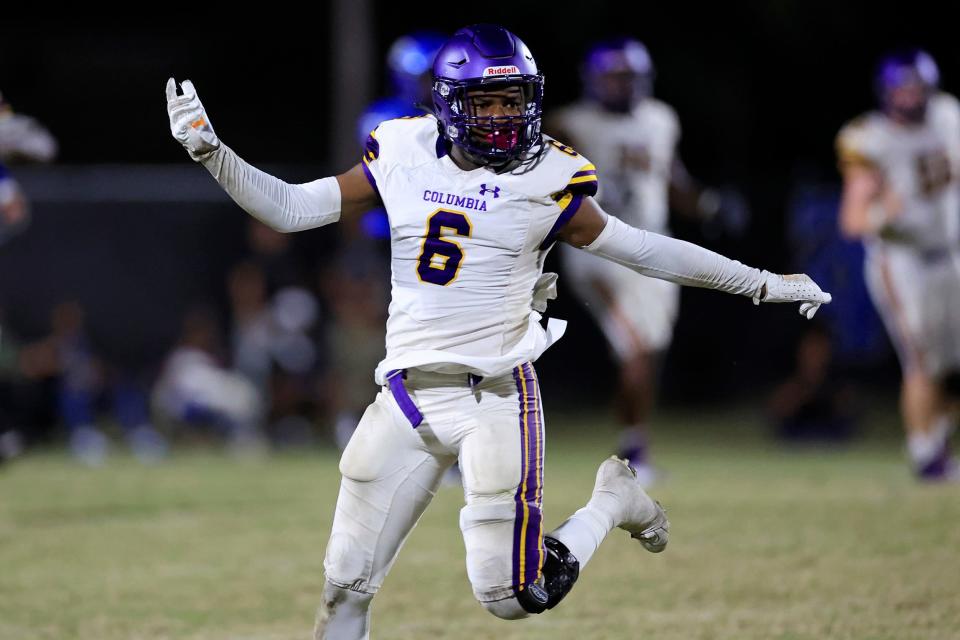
[479,184,501,198]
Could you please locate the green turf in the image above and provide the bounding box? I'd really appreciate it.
[1,409,958,640]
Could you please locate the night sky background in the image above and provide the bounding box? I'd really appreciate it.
[1,2,954,405]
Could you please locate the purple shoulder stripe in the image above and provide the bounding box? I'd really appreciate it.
[538,193,585,250]
[360,158,382,201]
[364,132,380,161]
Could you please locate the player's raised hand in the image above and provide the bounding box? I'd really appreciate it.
[166,78,220,161]
[754,273,832,319]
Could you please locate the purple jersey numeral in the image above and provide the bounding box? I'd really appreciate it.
[417,209,472,286]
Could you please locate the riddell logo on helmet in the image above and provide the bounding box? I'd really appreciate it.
[483,66,520,77]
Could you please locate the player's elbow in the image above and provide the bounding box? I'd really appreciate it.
[252,211,301,234]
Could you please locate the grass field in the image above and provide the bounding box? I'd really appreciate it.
[2,407,958,640]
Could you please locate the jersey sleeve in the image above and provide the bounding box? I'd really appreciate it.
[836,117,880,171]
[538,142,601,249]
[360,127,384,201]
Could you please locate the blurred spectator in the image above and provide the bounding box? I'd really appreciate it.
[0,306,57,463]
[245,219,311,292]
[786,181,888,365]
[227,220,323,446]
[228,261,273,393]
[153,306,265,453]
[51,302,167,465]
[768,323,857,443]
[1,301,166,465]
[766,179,887,443]
[319,248,388,450]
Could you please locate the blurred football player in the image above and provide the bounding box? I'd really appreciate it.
[167,24,830,637]
[356,31,446,144]
[0,91,58,246]
[548,38,748,483]
[0,161,30,245]
[0,90,58,163]
[837,49,960,481]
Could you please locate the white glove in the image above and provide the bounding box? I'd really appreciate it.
[165,78,220,161]
[753,272,832,319]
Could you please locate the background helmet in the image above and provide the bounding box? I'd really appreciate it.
[582,37,654,113]
[431,24,544,165]
[874,49,939,123]
[387,31,446,107]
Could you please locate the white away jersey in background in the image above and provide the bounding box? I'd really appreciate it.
[552,98,679,235]
[361,116,598,383]
[836,92,960,250]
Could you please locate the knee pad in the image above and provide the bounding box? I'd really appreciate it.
[539,536,580,610]
[498,536,580,620]
[482,596,531,620]
[509,537,581,615]
[323,530,371,592]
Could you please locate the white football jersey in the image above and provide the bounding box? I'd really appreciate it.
[361,116,598,383]
[836,92,960,250]
[552,98,679,235]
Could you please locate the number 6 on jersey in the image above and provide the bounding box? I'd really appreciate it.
[417,209,472,286]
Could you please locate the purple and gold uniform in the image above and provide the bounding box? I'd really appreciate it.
[553,97,681,357]
[325,113,599,604]
[837,92,960,377]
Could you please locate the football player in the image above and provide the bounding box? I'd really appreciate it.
[836,49,960,481]
[0,90,58,163]
[0,162,30,245]
[548,38,748,483]
[0,90,58,247]
[167,24,830,638]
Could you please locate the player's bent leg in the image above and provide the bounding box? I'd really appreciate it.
[459,363,551,617]
[460,505,579,617]
[321,392,450,635]
[550,456,669,575]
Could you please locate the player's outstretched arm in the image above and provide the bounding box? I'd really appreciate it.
[558,197,832,319]
[165,78,379,232]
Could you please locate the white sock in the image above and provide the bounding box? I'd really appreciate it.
[548,496,619,569]
[907,416,951,467]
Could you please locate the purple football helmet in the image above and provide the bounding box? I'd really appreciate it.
[431,24,544,166]
[875,49,940,123]
[583,38,654,113]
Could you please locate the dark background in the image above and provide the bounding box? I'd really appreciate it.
[1,2,951,405]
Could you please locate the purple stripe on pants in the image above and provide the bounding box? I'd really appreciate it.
[511,362,545,592]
